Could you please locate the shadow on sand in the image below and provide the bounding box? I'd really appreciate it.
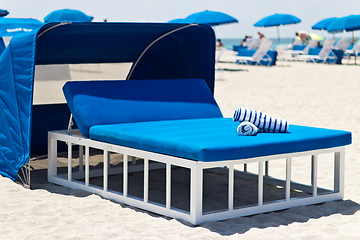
[28,157,360,236]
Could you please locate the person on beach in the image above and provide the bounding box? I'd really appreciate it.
[257,32,265,39]
[216,39,224,49]
[241,35,253,46]
[295,31,311,44]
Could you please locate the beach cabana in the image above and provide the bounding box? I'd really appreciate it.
[0,22,215,181]
[0,22,351,225]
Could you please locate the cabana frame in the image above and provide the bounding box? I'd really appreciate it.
[48,130,345,225]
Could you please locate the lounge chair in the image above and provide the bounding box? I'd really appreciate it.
[235,39,274,66]
[289,39,318,58]
[296,39,336,63]
[334,38,352,51]
[48,78,351,224]
[292,38,303,46]
[246,39,262,50]
[346,39,360,56]
[333,39,352,62]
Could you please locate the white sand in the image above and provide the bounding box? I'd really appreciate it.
[1,59,360,239]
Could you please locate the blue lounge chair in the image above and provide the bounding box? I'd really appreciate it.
[296,39,337,64]
[48,78,351,224]
[289,39,318,58]
[234,39,277,66]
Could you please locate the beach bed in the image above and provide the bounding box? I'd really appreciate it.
[48,78,351,224]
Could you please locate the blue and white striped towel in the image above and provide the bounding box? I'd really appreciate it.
[237,121,259,136]
[233,107,289,133]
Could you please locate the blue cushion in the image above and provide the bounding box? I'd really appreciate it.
[307,48,344,64]
[89,118,351,162]
[292,45,306,51]
[237,49,278,66]
[63,79,223,137]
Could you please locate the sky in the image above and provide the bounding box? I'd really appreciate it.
[2,0,360,39]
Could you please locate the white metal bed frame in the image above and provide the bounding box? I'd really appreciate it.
[48,130,345,225]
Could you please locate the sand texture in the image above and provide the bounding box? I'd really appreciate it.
[1,58,360,239]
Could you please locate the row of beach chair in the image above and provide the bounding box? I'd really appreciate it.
[224,37,356,66]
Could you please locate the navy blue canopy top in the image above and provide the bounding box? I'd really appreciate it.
[36,22,215,91]
[0,22,216,180]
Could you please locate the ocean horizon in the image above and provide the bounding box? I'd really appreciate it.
[221,38,294,49]
[221,37,355,50]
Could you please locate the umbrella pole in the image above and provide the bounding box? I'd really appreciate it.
[353,32,357,65]
[277,26,280,43]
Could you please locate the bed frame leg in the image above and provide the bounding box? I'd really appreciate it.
[103,150,108,191]
[123,154,128,197]
[85,146,89,186]
[166,163,171,209]
[311,155,318,196]
[48,133,57,180]
[144,158,149,203]
[258,161,264,206]
[334,150,345,197]
[286,157,292,201]
[228,165,234,211]
[68,143,72,181]
[190,164,203,224]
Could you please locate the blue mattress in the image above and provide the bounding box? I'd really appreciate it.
[89,118,351,162]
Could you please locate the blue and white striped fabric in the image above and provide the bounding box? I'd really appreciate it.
[233,107,289,133]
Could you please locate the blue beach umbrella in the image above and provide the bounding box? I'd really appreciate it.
[254,14,301,42]
[0,18,43,36]
[327,15,360,32]
[327,15,360,64]
[44,9,93,22]
[312,17,338,30]
[176,10,238,26]
[0,9,9,17]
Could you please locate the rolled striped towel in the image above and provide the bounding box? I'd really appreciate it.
[233,107,289,133]
[237,121,258,136]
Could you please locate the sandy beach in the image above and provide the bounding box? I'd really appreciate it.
[1,58,360,239]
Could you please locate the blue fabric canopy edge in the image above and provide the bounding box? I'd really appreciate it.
[0,18,43,36]
[0,22,216,180]
[0,30,37,179]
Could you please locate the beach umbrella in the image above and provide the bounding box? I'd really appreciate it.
[0,9,9,17]
[327,15,360,32]
[312,17,338,30]
[327,15,360,64]
[177,10,238,26]
[310,33,324,41]
[312,17,338,40]
[254,13,301,43]
[44,9,93,22]
[0,18,43,36]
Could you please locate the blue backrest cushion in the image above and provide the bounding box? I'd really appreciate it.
[63,79,223,137]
